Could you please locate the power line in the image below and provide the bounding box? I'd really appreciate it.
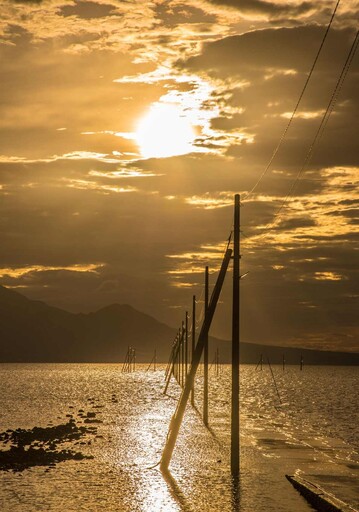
[245,28,359,245]
[243,0,341,202]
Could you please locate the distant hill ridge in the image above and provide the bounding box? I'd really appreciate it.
[0,285,358,364]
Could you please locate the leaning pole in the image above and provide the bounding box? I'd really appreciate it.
[231,193,240,476]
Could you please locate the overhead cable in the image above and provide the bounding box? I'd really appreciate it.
[243,0,341,201]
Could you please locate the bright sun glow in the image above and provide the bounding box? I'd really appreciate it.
[136,103,196,158]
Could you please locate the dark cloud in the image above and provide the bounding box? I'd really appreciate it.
[276,216,316,230]
[181,25,358,75]
[11,0,43,4]
[179,24,359,174]
[206,0,314,18]
[59,1,120,19]
[155,2,217,27]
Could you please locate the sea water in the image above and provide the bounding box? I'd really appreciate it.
[0,364,358,512]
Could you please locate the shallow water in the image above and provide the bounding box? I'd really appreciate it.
[0,364,358,511]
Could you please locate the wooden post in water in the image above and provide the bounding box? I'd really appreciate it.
[231,193,240,477]
[160,248,232,471]
[165,336,176,380]
[164,333,182,394]
[191,295,196,406]
[203,266,209,426]
[146,349,157,372]
[175,329,180,383]
[126,346,132,373]
[185,312,188,378]
[181,321,185,387]
[122,347,129,373]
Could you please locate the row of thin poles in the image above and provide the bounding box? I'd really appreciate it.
[122,346,136,373]
[209,348,221,376]
[256,353,304,371]
[122,348,157,373]
[164,266,219,427]
[160,246,233,470]
[146,349,157,372]
[164,310,192,394]
[160,194,241,475]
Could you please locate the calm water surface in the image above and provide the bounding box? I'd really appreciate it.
[0,364,358,512]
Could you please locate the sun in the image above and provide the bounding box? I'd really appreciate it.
[135,103,196,159]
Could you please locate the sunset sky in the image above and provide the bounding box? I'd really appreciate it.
[0,0,358,351]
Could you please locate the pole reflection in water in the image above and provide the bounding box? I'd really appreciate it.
[231,475,241,512]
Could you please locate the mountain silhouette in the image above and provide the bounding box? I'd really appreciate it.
[0,285,358,364]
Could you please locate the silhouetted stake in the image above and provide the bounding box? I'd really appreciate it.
[160,247,232,471]
[129,347,136,372]
[203,265,209,426]
[209,349,219,373]
[179,325,182,385]
[174,333,178,381]
[256,353,263,371]
[180,325,183,385]
[175,329,180,383]
[185,312,188,378]
[122,347,130,373]
[167,337,175,380]
[300,354,304,371]
[165,336,177,380]
[181,321,185,387]
[126,346,132,373]
[146,349,157,372]
[231,193,240,477]
[164,328,184,395]
[191,295,196,406]
[123,346,136,373]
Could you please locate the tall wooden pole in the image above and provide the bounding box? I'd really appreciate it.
[203,266,209,426]
[231,193,240,476]
[191,295,196,406]
[160,248,232,471]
